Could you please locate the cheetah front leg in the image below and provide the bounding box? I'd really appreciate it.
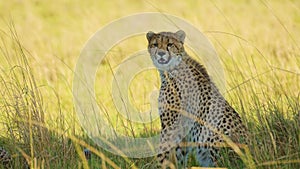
[157,134,191,168]
[157,119,191,168]
[157,126,178,168]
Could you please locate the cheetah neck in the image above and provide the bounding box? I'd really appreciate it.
[159,53,211,83]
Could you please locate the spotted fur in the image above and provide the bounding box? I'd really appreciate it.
[146,30,247,168]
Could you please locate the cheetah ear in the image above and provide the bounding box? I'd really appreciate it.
[175,30,186,43]
[146,31,155,42]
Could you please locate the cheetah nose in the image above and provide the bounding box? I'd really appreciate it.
[158,51,165,57]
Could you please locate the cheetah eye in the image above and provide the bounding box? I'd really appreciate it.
[167,43,173,47]
[152,43,158,47]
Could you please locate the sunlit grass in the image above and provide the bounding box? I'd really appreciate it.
[0,0,299,168]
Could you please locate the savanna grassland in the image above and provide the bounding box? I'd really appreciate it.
[0,0,299,168]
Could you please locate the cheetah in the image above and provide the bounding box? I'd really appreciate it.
[146,30,247,167]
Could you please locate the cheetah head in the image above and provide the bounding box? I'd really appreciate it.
[146,30,186,71]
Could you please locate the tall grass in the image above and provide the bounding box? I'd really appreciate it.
[0,0,299,168]
[0,25,129,169]
[0,25,74,168]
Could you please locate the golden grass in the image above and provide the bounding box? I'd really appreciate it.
[0,0,299,168]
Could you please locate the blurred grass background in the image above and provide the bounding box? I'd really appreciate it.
[0,0,299,168]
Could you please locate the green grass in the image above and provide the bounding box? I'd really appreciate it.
[0,0,300,168]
